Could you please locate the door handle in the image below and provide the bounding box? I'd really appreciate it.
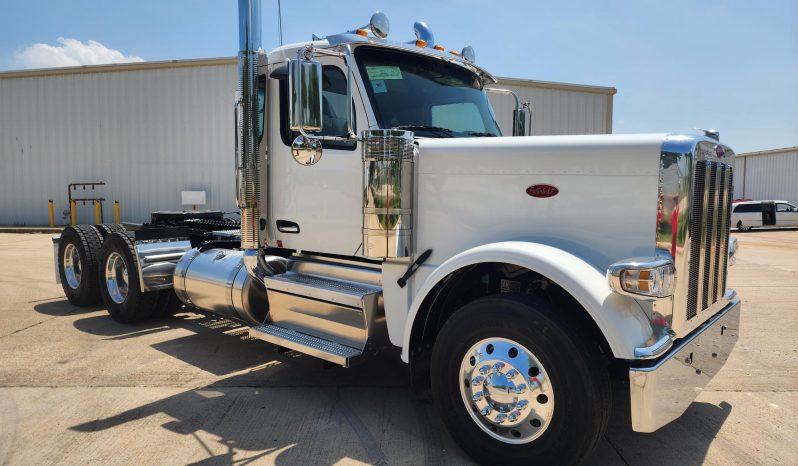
[276,220,300,234]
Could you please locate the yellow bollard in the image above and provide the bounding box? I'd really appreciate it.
[114,200,120,224]
[70,200,77,225]
[94,201,102,224]
[48,200,55,227]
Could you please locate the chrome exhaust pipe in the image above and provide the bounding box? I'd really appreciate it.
[237,0,262,252]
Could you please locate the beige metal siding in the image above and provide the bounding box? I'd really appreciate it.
[488,77,615,136]
[733,147,798,203]
[0,61,615,225]
[0,63,237,225]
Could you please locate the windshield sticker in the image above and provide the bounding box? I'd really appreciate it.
[366,66,403,80]
[371,79,388,94]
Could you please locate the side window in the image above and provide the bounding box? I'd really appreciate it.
[776,203,791,212]
[431,102,485,132]
[279,66,356,150]
[734,203,761,213]
[257,75,266,142]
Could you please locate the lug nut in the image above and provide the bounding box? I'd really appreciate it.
[492,362,505,373]
[495,413,507,424]
[515,384,527,394]
[472,391,484,402]
[508,411,520,422]
[479,365,490,375]
[472,375,484,386]
[516,400,529,411]
[480,406,492,416]
[506,369,518,379]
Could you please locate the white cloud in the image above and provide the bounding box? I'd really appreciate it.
[13,37,144,69]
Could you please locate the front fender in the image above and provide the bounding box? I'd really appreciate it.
[401,241,653,361]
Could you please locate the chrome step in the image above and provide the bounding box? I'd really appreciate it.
[264,272,380,308]
[250,324,362,367]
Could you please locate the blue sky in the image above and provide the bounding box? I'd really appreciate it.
[1,0,796,153]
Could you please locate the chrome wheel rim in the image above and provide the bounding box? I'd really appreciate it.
[459,337,554,444]
[63,243,82,290]
[105,252,129,304]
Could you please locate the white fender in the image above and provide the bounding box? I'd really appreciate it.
[401,241,653,362]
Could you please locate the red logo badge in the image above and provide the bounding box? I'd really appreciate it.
[526,184,559,198]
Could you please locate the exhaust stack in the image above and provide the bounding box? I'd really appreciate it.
[237,0,262,251]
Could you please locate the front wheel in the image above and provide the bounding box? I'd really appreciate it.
[737,221,752,232]
[430,295,610,465]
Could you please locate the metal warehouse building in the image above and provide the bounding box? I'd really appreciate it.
[0,57,615,226]
[734,146,798,203]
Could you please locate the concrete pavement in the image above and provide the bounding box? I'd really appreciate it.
[0,231,796,465]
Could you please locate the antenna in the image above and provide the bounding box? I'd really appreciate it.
[277,0,283,45]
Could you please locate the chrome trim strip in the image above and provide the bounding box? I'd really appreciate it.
[143,252,187,263]
[629,289,740,432]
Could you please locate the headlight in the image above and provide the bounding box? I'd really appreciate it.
[607,257,675,299]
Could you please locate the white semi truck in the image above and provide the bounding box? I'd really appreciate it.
[53,1,742,463]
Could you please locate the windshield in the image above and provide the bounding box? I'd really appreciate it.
[355,47,501,138]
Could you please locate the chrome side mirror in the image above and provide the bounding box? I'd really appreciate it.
[291,134,322,166]
[288,56,323,165]
[513,103,531,136]
[485,88,531,136]
[288,58,323,133]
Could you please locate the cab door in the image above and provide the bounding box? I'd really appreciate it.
[776,203,798,227]
[268,60,370,255]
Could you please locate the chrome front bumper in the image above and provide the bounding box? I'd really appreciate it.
[629,290,741,432]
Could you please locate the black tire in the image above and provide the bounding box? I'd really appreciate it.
[98,231,160,323]
[154,289,184,317]
[58,225,104,306]
[737,221,751,232]
[430,295,611,466]
[95,223,126,238]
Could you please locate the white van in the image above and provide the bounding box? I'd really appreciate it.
[732,200,798,231]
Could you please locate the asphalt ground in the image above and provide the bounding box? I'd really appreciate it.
[0,231,796,465]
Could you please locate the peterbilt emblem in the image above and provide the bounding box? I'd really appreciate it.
[526,184,559,198]
[715,145,726,158]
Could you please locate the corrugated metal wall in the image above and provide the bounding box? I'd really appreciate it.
[733,147,798,202]
[1,61,614,225]
[0,62,237,226]
[488,78,613,136]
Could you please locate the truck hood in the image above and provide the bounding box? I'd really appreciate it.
[413,133,668,271]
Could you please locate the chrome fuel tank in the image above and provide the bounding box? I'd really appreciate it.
[173,248,267,324]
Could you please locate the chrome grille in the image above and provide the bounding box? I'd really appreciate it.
[686,160,733,319]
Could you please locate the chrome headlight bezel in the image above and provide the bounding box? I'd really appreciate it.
[607,257,676,300]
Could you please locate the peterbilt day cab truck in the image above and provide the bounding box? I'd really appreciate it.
[52,1,742,464]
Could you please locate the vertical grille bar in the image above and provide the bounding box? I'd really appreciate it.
[713,165,729,302]
[719,168,733,295]
[698,162,717,312]
[686,160,707,319]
